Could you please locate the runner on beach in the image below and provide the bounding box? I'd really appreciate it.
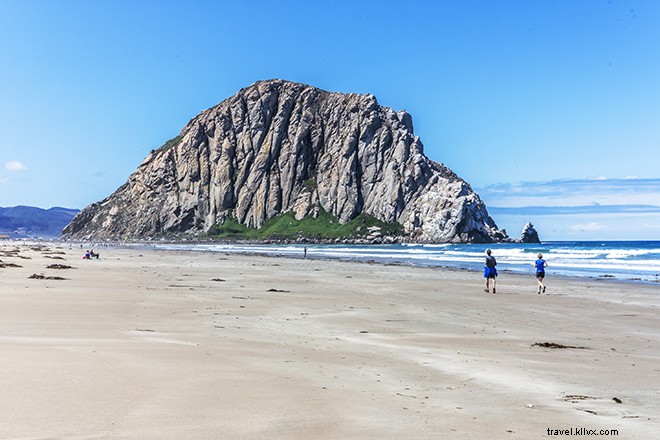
[535,253,548,294]
[484,249,497,294]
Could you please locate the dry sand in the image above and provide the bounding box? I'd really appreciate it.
[1,242,659,439]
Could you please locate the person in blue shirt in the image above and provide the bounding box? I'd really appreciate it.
[484,249,497,294]
[535,253,548,294]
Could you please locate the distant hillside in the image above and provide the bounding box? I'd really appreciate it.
[0,206,79,238]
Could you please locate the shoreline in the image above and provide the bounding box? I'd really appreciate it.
[138,242,660,286]
[1,242,659,438]
[10,238,660,284]
[7,238,660,286]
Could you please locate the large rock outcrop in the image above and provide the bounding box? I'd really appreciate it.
[520,222,541,243]
[63,79,508,243]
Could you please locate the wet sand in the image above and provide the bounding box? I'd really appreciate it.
[1,242,659,439]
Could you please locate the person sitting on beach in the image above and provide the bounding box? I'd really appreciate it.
[90,250,99,259]
[484,249,498,294]
[535,253,548,294]
[83,250,91,260]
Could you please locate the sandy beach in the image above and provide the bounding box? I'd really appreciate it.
[1,242,658,439]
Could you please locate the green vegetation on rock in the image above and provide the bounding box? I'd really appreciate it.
[301,175,317,193]
[207,208,404,241]
[156,135,183,153]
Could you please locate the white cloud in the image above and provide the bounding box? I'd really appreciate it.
[4,161,27,171]
[569,222,606,232]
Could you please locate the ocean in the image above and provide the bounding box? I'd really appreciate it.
[152,240,660,284]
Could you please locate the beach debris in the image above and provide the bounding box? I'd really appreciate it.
[396,392,425,399]
[3,251,33,259]
[46,264,75,269]
[28,273,67,280]
[613,397,623,404]
[532,342,588,349]
[211,278,226,282]
[525,404,536,409]
[563,395,597,402]
[0,262,22,268]
[267,288,290,292]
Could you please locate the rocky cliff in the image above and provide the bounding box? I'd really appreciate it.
[63,79,508,243]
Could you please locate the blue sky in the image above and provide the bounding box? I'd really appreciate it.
[1,0,659,240]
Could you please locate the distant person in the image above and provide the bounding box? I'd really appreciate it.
[484,249,497,294]
[304,247,307,259]
[535,253,548,294]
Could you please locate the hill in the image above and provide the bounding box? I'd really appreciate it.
[63,79,508,243]
[0,206,79,238]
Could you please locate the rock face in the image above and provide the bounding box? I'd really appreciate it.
[520,222,541,243]
[63,79,508,243]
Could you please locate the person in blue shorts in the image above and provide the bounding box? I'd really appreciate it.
[535,253,548,294]
[484,249,497,294]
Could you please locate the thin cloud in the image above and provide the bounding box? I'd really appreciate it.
[478,177,660,207]
[4,161,28,171]
[570,222,607,232]
[489,204,660,216]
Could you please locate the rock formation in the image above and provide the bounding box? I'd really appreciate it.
[520,222,541,243]
[63,79,508,243]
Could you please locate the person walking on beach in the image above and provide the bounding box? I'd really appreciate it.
[484,249,497,294]
[535,253,548,294]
